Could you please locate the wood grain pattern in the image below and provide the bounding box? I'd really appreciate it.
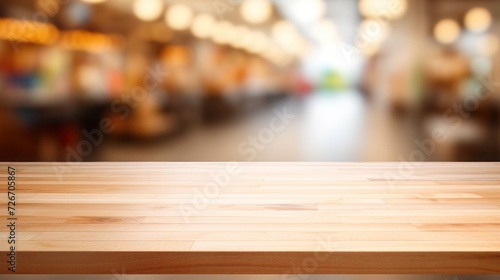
[1,162,500,274]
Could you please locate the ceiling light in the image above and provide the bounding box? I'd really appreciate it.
[230,26,251,48]
[359,0,408,20]
[434,19,461,44]
[465,7,492,33]
[289,0,326,25]
[133,0,164,21]
[272,20,299,47]
[246,31,269,53]
[211,21,236,44]
[165,4,194,30]
[240,0,273,25]
[191,14,216,39]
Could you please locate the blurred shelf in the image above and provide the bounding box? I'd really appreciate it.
[0,92,111,108]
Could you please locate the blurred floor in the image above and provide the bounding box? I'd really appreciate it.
[98,91,415,162]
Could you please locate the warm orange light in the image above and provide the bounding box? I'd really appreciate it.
[165,4,194,31]
[191,14,216,39]
[59,30,121,52]
[465,7,492,33]
[240,0,273,25]
[434,19,461,44]
[0,18,59,45]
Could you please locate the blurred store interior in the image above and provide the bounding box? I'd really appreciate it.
[0,0,499,162]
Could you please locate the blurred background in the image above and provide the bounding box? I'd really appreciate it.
[0,0,499,162]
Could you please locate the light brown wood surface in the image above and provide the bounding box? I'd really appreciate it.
[1,162,500,274]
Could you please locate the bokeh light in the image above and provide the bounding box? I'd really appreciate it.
[289,0,326,25]
[191,14,217,39]
[165,4,194,31]
[359,0,408,20]
[464,7,492,33]
[434,19,461,44]
[240,0,273,25]
[133,0,164,21]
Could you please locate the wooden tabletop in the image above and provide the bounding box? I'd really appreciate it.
[1,162,500,274]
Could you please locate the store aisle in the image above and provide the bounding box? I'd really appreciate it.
[97,91,413,162]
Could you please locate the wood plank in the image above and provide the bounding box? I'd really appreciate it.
[0,162,499,274]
